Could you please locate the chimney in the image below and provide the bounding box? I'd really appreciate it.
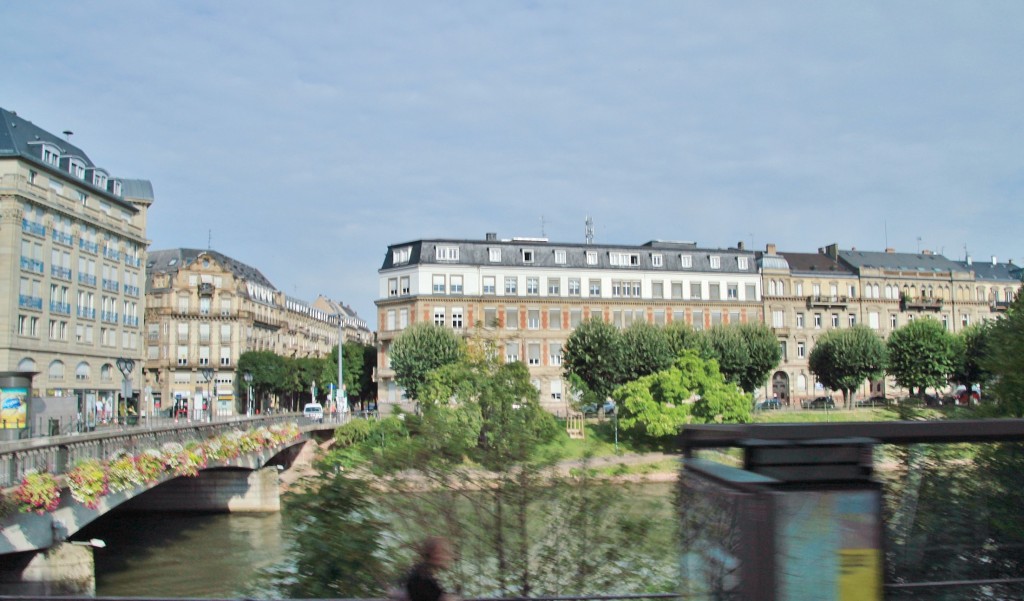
[737,241,745,250]
[992,255,998,266]
[922,249,933,256]
[766,243,777,255]
[485,232,497,241]
[885,248,895,254]
[966,255,973,265]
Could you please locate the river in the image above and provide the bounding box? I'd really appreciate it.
[82,482,676,598]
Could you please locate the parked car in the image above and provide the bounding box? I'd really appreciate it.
[581,400,616,416]
[302,402,324,423]
[756,398,781,411]
[856,396,890,408]
[805,396,835,410]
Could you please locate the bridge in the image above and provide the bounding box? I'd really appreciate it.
[0,414,342,595]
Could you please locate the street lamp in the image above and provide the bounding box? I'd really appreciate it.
[116,358,134,427]
[201,367,214,422]
[243,372,253,417]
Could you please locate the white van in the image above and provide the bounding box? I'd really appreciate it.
[302,402,324,423]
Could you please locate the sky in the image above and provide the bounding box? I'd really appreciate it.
[4,2,1022,324]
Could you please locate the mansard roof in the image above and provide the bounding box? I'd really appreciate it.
[146,248,276,290]
[780,251,855,276]
[0,107,140,210]
[381,236,757,274]
[960,259,1023,283]
[838,249,970,274]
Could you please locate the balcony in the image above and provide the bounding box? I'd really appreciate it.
[101,311,119,324]
[102,279,120,293]
[992,300,1012,313]
[125,255,142,268]
[20,256,44,274]
[78,273,97,286]
[51,265,72,281]
[103,247,122,261]
[123,315,139,327]
[124,284,140,297]
[198,282,215,296]
[18,295,43,310]
[78,307,96,319]
[79,239,98,254]
[900,295,944,312]
[772,326,792,337]
[52,230,74,246]
[806,295,849,309]
[49,301,71,315]
[21,219,46,237]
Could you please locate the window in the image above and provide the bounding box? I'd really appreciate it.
[890,314,898,329]
[42,143,60,165]
[549,308,561,329]
[505,342,519,363]
[199,346,210,366]
[796,313,805,329]
[652,253,663,267]
[199,297,211,315]
[452,308,464,329]
[489,248,502,262]
[554,249,566,264]
[528,309,540,329]
[711,311,723,326]
[812,284,821,296]
[849,285,857,298]
[220,324,231,342]
[450,275,463,294]
[75,361,91,380]
[709,283,721,301]
[868,312,879,329]
[526,277,540,295]
[432,275,446,294]
[550,345,563,367]
[435,245,459,261]
[589,279,601,296]
[433,307,445,326]
[522,249,534,263]
[609,252,640,266]
[547,277,560,295]
[692,310,704,330]
[388,278,398,296]
[386,310,396,331]
[709,256,721,269]
[220,347,231,366]
[779,341,787,359]
[671,282,683,299]
[848,314,857,327]
[399,308,409,328]
[690,282,701,299]
[814,313,822,329]
[586,251,598,265]
[795,282,804,296]
[652,281,664,299]
[797,342,806,358]
[746,284,757,300]
[506,308,519,329]
[504,277,518,294]
[772,310,784,328]
[737,257,748,270]
[392,247,411,264]
[48,360,64,379]
[831,313,839,328]
[570,309,583,327]
[961,314,970,328]
[527,343,541,366]
[400,276,410,295]
[680,255,692,268]
[483,276,496,294]
[727,284,739,299]
[483,307,498,328]
[568,278,581,296]
[654,310,666,325]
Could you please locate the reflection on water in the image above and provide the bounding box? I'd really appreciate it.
[83,512,287,599]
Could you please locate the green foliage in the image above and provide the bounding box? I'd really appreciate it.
[664,321,700,357]
[983,292,1024,416]
[563,318,624,403]
[620,321,675,383]
[736,322,782,393]
[614,350,750,438]
[950,322,991,392]
[808,325,887,408]
[886,318,957,396]
[699,326,750,389]
[237,350,287,409]
[389,322,466,402]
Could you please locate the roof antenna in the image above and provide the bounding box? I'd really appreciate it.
[62,130,73,141]
[585,215,594,245]
[208,229,212,250]
[540,215,547,238]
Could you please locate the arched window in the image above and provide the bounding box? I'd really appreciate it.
[101,364,114,382]
[797,374,807,391]
[769,280,777,296]
[76,361,91,381]
[17,358,36,372]
[48,360,65,379]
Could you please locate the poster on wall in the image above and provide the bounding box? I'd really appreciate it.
[1,387,29,429]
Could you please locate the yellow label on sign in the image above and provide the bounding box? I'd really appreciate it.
[839,549,881,601]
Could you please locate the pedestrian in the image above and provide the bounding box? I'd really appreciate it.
[405,536,455,601]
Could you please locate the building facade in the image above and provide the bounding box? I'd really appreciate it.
[376,233,762,413]
[0,107,152,423]
[143,249,343,418]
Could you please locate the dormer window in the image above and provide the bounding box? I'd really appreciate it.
[652,253,663,267]
[68,159,86,180]
[392,246,411,264]
[90,170,108,189]
[586,251,598,265]
[680,254,692,268]
[554,249,566,264]
[489,248,502,262]
[737,257,749,270]
[41,143,60,166]
[107,179,122,197]
[522,249,534,263]
[435,245,459,261]
[609,251,640,266]
[709,255,721,269]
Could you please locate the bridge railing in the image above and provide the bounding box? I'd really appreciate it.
[0,415,304,489]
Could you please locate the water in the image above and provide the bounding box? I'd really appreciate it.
[86,482,676,598]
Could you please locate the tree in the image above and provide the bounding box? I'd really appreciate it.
[664,321,700,357]
[562,318,624,404]
[620,321,675,383]
[321,341,376,405]
[699,326,750,390]
[808,326,887,408]
[236,351,287,412]
[950,322,992,400]
[389,322,465,402]
[736,323,782,394]
[983,291,1024,416]
[886,318,957,397]
[614,350,751,439]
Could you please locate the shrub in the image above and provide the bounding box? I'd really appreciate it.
[14,471,61,514]
[67,459,108,509]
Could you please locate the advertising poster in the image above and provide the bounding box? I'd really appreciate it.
[1,387,29,429]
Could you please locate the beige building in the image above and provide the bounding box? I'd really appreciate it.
[0,107,152,423]
[143,249,344,417]
[376,233,762,414]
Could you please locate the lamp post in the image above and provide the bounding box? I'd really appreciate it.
[116,358,134,427]
[244,372,253,417]
[201,367,214,422]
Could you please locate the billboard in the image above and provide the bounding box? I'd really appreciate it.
[1,387,28,429]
